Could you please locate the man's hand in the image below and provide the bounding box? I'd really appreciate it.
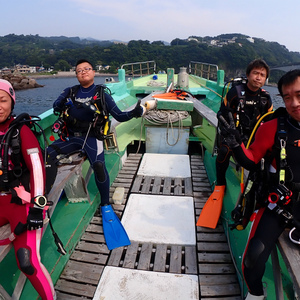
[27,207,43,230]
[218,111,241,148]
[131,99,146,118]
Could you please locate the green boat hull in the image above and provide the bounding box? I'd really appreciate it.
[0,64,295,299]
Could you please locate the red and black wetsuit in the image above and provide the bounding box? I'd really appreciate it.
[232,115,300,296]
[0,118,55,300]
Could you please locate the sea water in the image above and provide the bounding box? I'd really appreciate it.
[14,77,284,116]
[14,76,114,116]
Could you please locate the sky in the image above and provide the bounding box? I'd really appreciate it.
[1,0,299,52]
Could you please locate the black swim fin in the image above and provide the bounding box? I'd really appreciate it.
[101,204,131,250]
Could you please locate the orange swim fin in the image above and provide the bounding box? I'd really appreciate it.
[196,185,226,229]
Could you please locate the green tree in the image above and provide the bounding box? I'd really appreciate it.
[54,59,71,71]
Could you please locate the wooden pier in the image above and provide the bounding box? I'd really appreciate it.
[54,153,242,300]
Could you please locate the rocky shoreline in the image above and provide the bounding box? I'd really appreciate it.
[28,71,117,79]
[0,73,44,90]
[1,71,118,90]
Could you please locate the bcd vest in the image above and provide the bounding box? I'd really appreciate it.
[235,84,270,140]
[0,114,57,203]
[62,84,110,140]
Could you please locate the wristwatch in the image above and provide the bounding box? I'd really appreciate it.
[32,195,47,208]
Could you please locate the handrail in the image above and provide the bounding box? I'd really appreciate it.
[189,61,218,81]
[121,60,156,78]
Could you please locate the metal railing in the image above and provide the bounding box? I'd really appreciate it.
[189,61,218,81]
[121,60,156,78]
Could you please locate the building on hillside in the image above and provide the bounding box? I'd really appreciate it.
[0,67,12,75]
[15,64,31,73]
[96,65,110,71]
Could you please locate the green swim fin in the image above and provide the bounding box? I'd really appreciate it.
[196,185,225,229]
[101,204,131,250]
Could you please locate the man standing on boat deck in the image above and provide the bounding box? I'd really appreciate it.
[218,69,300,299]
[48,59,145,250]
[197,59,273,229]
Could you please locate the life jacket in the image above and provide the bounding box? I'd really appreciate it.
[0,113,57,203]
[57,84,110,140]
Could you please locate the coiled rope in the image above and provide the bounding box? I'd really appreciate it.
[143,109,189,146]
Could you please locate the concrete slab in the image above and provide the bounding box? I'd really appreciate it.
[137,153,191,178]
[93,266,199,300]
[122,194,196,245]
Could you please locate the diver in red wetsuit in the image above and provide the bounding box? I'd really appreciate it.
[218,69,300,299]
[0,79,55,299]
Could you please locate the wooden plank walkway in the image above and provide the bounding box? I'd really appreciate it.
[191,155,241,300]
[54,153,242,300]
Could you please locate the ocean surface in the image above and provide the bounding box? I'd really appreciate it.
[14,77,284,116]
[14,76,116,116]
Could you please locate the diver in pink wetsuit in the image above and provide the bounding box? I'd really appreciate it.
[0,79,55,300]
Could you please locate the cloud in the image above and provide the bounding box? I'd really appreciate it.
[1,0,300,52]
[67,0,249,42]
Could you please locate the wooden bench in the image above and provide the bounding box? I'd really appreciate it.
[270,229,300,300]
[0,154,91,300]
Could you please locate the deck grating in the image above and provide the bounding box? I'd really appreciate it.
[131,175,193,196]
[54,153,242,300]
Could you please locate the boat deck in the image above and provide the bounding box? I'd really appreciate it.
[54,153,242,300]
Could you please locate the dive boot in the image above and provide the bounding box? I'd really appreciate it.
[245,292,265,300]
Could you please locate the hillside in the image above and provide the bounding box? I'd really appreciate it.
[0,33,300,82]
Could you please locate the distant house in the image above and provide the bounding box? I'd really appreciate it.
[0,67,12,75]
[96,65,110,71]
[15,64,31,73]
[29,66,37,73]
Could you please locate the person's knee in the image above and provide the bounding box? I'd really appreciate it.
[17,248,35,275]
[93,161,106,182]
[243,238,265,269]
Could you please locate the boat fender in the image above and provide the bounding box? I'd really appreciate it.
[141,104,147,116]
[145,100,157,111]
[243,238,265,269]
[93,161,106,182]
[17,247,35,275]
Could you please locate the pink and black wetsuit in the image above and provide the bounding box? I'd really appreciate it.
[0,118,55,300]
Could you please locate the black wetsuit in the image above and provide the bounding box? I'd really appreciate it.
[216,83,273,185]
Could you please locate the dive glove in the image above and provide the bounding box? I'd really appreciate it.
[130,99,146,118]
[218,111,241,149]
[27,207,43,230]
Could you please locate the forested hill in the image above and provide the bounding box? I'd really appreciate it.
[1,33,300,81]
